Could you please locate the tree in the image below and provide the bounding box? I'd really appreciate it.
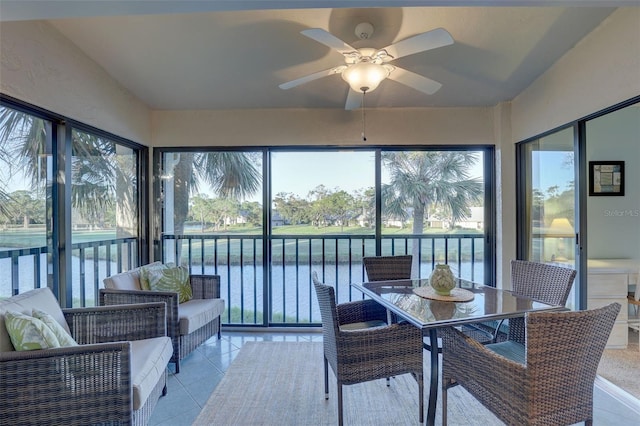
[0,107,137,238]
[381,151,483,274]
[353,187,375,228]
[240,201,262,227]
[308,185,332,228]
[190,194,214,232]
[168,152,261,237]
[325,190,355,231]
[273,192,310,226]
[209,197,240,231]
[0,107,47,220]
[6,190,40,227]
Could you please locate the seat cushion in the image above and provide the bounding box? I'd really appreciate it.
[0,288,69,352]
[129,336,173,410]
[485,340,526,364]
[339,320,387,331]
[178,299,225,335]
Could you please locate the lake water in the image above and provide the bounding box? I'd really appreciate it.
[0,255,484,324]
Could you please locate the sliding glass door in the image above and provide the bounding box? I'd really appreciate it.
[517,127,578,308]
[155,146,494,326]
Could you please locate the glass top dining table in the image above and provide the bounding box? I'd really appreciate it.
[351,277,565,426]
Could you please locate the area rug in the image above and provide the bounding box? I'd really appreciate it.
[597,330,640,400]
[193,341,500,425]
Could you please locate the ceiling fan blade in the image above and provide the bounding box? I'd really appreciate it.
[345,89,362,110]
[387,67,443,95]
[301,28,357,55]
[279,67,342,90]
[381,28,453,61]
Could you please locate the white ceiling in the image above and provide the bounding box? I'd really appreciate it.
[0,1,627,110]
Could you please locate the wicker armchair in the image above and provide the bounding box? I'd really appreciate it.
[463,260,577,347]
[101,266,224,373]
[312,272,424,426]
[363,255,412,281]
[493,260,577,345]
[441,303,620,426]
[0,288,172,426]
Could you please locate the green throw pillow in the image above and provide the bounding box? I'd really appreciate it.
[4,310,60,351]
[139,263,168,291]
[32,308,78,347]
[147,266,192,303]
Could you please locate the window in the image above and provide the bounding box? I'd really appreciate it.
[156,146,494,326]
[0,105,53,297]
[0,97,147,307]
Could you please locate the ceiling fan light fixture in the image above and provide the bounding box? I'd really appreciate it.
[341,61,390,93]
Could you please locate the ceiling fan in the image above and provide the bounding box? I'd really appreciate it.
[279,23,454,110]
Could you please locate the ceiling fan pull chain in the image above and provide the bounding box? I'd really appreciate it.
[361,91,367,142]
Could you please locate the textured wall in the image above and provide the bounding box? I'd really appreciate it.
[0,20,151,144]
[511,8,640,142]
[151,107,494,147]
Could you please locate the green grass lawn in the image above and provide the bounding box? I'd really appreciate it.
[192,223,481,236]
[1,224,484,264]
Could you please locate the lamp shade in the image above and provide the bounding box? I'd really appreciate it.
[341,62,390,93]
[548,218,574,237]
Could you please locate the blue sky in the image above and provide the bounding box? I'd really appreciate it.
[271,151,376,198]
[532,151,575,194]
[270,150,486,201]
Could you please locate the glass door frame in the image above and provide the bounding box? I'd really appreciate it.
[516,123,582,308]
[516,95,640,310]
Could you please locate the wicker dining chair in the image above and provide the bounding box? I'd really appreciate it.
[312,272,424,426]
[465,259,577,347]
[498,260,577,344]
[440,302,620,426]
[363,255,413,282]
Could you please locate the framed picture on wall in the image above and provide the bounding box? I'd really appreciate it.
[589,161,624,196]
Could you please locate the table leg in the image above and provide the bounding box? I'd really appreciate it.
[427,328,439,426]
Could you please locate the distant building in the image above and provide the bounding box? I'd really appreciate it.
[271,211,286,227]
[427,206,484,230]
[458,207,484,230]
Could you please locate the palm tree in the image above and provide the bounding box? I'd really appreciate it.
[0,107,48,219]
[1,106,261,261]
[167,151,261,237]
[381,151,483,275]
[1,106,261,242]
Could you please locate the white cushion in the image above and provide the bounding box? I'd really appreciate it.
[129,336,173,410]
[178,299,225,335]
[103,270,142,291]
[0,288,68,352]
[103,262,167,291]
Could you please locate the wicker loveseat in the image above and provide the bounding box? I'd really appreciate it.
[0,287,172,425]
[100,262,225,373]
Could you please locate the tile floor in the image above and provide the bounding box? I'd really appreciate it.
[149,330,638,426]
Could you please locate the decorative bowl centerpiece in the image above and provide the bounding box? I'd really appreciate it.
[429,264,456,296]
